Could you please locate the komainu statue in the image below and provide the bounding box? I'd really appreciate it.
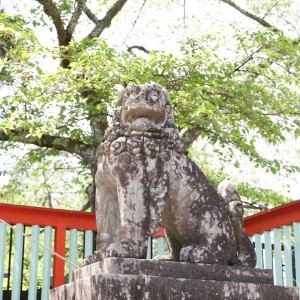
[83,83,256,268]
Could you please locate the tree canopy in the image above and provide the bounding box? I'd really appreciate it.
[0,0,299,213]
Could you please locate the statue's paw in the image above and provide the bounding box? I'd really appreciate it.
[106,239,145,259]
[238,248,257,268]
[106,242,131,258]
[152,253,175,261]
[180,245,214,264]
[82,250,103,267]
[82,255,93,267]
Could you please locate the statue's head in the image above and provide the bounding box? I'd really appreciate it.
[99,83,186,158]
[115,83,176,132]
[103,83,179,143]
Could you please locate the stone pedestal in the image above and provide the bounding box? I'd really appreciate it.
[49,258,298,299]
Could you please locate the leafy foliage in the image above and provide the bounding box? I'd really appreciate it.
[0,147,91,210]
[0,0,299,211]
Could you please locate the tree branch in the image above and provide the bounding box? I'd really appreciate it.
[262,1,279,20]
[36,0,86,46]
[36,0,67,46]
[83,4,99,24]
[243,200,267,212]
[66,0,87,42]
[234,45,264,72]
[220,0,281,33]
[0,129,96,163]
[80,200,91,211]
[122,0,147,46]
[180,127,203,148]
[127,45,150,54]
[87,0,128,39]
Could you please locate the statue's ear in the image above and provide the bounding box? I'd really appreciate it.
[163,90,171,104]
[117,89,126,106]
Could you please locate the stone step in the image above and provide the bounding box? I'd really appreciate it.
[71,257,273,285]
[50,272,299,300]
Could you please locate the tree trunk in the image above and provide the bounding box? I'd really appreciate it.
[84,104,109,211]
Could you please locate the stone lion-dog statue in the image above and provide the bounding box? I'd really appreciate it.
[83,83,256,267]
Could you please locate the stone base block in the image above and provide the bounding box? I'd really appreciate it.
[49,258,299,300]
[70,257,273,285]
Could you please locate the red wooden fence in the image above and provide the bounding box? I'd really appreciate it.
[0,204,96,287]
[0,199,300,287]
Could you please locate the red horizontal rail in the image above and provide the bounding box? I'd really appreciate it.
[0,203,164,235]
[244,199,300,236]
[0,203,96,230]
[2,200,300,237]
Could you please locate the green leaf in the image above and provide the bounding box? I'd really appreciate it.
[7,121,13,129]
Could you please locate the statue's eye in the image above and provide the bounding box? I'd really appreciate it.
[128,93,137,100]
[149,91,158,96]
[148,91,159,102]
[123,92,136,101]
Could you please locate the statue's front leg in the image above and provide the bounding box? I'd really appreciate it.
[105,152,152,259]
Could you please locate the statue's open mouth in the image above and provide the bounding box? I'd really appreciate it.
[123,106,166,126]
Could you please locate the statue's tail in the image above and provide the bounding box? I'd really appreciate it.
[218,178,256,268]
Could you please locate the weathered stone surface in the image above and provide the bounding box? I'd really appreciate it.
[71,258,273,285]
[84,83,256,268]
[49,259,298,299]
[217,178,257,267]
[50,272,298,300]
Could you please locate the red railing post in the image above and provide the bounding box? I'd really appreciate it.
[53,225,66,287]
